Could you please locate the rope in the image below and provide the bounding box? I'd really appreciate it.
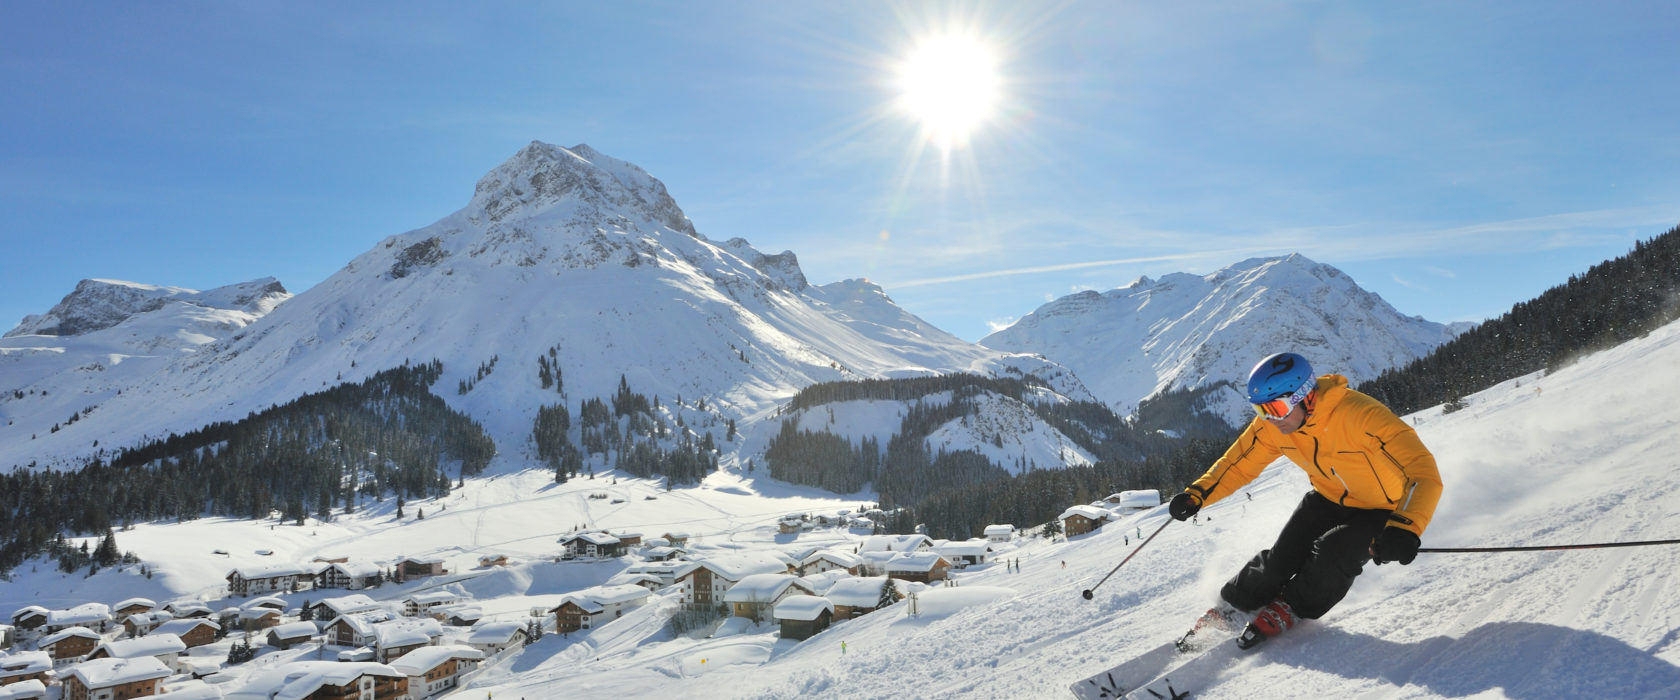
[1419,538,1680,553]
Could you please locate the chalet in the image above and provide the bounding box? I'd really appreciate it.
[623,562,684,587]
[602,572,666,592]
[375,628,431,664]
[266,621,318,650]
[773,595,834,641]
[112,598,155,618]
[722,574,817,623]
[1106,489,1162,513]
[477,554,509,568]
[162,601,213,619]
[233,607,282,632]
[36,627,100,667]
[403,592,460,618]
[935,539,996,568]
[312,554,350,564]
[325,615,382,649]
[59,656,170,700]
[639,546,686,562]
[857,534,933,555]
[675,552,797,606]
[0,679,45,700]
[8,608,46,631]
[823,577,902,620]
[389,645,484,700]
[307,594,385,623]
[316,560,384,590]
[777,517,802,534]
[395,557,447,583]
[122,610,174,637]
[243,596,287,611]
[558,531,622,559]
[438,606,483,628]
[883,552,952,584]
[615,532,643,548]
[464,621,527,655]
[1059,505,1111,537]
[0,651,52,686]
[856,550,900,576]
[983,524,1016,543]
[550,585,650,634]
[227,563,315,596]
[44,604,111,634]
[798,550,862,577]
[224,661,408,700]
[661,531,691,547]
[88,633,187,672]
[151,619,220,649]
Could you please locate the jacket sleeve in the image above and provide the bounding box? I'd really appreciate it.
[1187,419,1280,507]
[1359,403,1443,536]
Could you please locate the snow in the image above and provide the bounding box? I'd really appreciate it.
[2,319,1679,697]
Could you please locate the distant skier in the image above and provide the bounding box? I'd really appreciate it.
[1167,352,1443,649]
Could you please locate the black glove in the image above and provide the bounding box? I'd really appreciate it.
[1372,527,1421,565]
[1168,492,1202,521]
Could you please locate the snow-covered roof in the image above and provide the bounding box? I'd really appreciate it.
[225,661,403,700]
[38,626,101,646]
[0,651,52,675]
[397,555,445,565]
[93,633,186,659]
[561,531,621,546]
[46,603,109,625]
[801,550,862,567]
[150,680,220,700]
[316,594,383,617]
[800,570,853,595]
[242,596,287,610]
[722,573,812,603]
[604,573,665,588]
[883,552,948,573]
[466,620,526,644]
[9,606,46,620]
[388,644,484,675]
[268,621,318,640]
[228,562,313,579]
[124,610,174,626]
[679,551,795,581]
[164,600,212,615]
[377,628,431,649]
[404,591,459,606]
[773,594,834,621]
[1109,489,1161,508]
[567,584,651,608]
[983,524,1015,535]
[857,534,932,553]
[153,618,220,636]
[1058,504,1110,521]
[323,560,383,577]
[936,539,995,556]
[113,597,155,610]
[62,656,172,688]
[824,577,894,607]
[0,679,45,700]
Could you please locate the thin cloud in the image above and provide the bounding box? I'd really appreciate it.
[882,251,1235,288]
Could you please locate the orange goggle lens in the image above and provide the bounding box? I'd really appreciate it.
[1253,397,1295,419]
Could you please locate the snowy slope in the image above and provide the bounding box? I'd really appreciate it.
[4,319,1676,698]
[0,142,1068,472]
[981,255,1464,425]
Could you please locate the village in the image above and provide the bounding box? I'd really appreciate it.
[0,489,1160,700]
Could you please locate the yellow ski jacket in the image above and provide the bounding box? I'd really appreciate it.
[1187,375,1443,536]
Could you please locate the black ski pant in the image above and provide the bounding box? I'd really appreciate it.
[1220,490,1391,620]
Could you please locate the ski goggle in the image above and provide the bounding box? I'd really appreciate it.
[1252,378,1315,420]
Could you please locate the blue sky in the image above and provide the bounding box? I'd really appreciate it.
[3,2,1677,342]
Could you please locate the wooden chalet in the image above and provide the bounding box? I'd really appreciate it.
[59,657,170,700]
[773,595,835,641]
[1059,504,1111,537]
[0,651,52,687]
[389,645,484,700]
[150,618,220,648]
[37,627,100,666]
[824,577,901,620]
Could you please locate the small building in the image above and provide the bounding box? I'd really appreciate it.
[307,594,385,623]
[857,534,933,554]
[316,560,384,590]
[722,574,816,623]
[325,615,382,649]
[36,627,100,667]
[772,595,834,641]
[799,550,862,577]
[233,607,282,632]
[403,592,461,619]
[439,606,484,628]
[1107,490,1162,513]
[477,554,509,568]
[375,628,432,664]
[59,656,170,700]
[0,679,46,700]
[162,601,213,619]
[224,661,407,700]
[7,608,46,631]
[550,585,650,634]
[661,531,691,547]
[43,604,111,634]
[883,552,952,584]
[389,645,484,700]
[0,651,53,686]
[558,531,622,559]
[824,577,900,620]
[1059,505,1111,537]
[464,621,527,655]
[615,532,643,548]
[266,621,318,650]
[675,552,797,606]
[935,539,996,568]
[243,596,287,612]
[122,610,175,638]
[395,557,448,583]
[87,633,187,672]
[227,563,315,596]
[150,619,220,649]
[111,598,156,618]
[983,524,1016,543]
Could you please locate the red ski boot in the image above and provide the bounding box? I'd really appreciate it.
[1236,599,1296,650]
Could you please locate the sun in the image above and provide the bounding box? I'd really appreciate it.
[896,33,1001,151]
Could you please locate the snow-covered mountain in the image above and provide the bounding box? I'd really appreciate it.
[981,255,1468,425]
[0,142,1076,472]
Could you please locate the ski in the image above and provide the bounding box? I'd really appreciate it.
[1118,642,1246,699]
[1069,607,1247,699]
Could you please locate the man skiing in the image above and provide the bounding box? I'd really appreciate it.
[1168,352,1442,650]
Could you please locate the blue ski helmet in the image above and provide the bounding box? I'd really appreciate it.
[1247,353,1314,403]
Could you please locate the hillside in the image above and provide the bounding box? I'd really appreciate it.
[4,316,1676,698]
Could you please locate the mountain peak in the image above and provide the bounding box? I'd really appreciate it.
[467,141,697,237]
[5,278,289,338]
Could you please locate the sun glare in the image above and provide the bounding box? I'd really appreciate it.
[896,33,1000,151]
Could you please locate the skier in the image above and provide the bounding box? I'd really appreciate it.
[1168,352,1442,649]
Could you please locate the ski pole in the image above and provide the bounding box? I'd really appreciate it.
[1419,537,1680,553]
[1082,518,1171,601]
